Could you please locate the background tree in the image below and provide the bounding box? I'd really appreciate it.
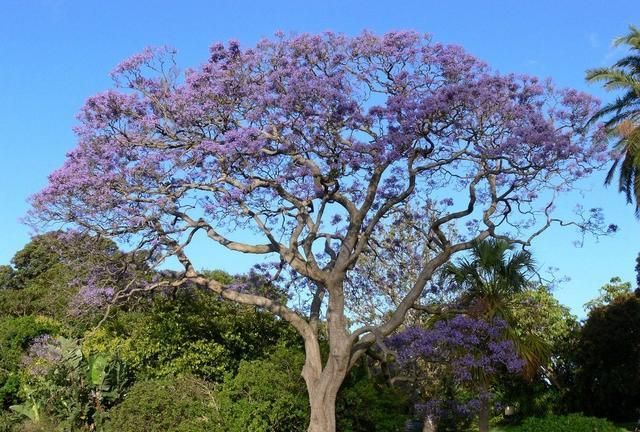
[81,284,301,383]
[443,240,550,379]
[428,240,546,431]
[503,286,580,417]
[475,287,582,429]
[29,31,608,431]
[587,25,640,214]
[0,267,15,291]
[572,291,640,421]
[0,232,148,330]
[583,276,632,311]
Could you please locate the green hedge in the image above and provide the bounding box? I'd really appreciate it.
[511,414,625,432]
[103,376,218,432]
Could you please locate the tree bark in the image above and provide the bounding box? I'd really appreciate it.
[423,416,437,432]
[303,280,351,432]
[478,379,490,432]
[307,385,339,432]
[478,402,489,432]
[304,351,350,432]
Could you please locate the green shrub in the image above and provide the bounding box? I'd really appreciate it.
[83,288,301,382]
[103,376,218,432]
[512,414,624,432]
[216,345,309,432]
[2,336,130,431]
[0,410,19,432]
[336,367,409,432]
[0,316,60,409]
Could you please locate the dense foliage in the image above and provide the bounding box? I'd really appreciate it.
[3,233,631,431]
[0,232,635,432]
[511,414,624,432]
[0,234,411,431]
[82,287,300,382]
[572,293,640,421]
[104,376,218,432]
[215,345,309,432]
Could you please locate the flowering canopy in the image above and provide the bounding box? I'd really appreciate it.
[390,316,524,383]
[389,316,524,422]
[32,31,606,295]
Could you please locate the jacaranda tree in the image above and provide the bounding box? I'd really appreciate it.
[389,316,525,432]
[30,31,609,431]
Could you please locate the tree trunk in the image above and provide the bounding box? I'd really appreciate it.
[423,415,437,432]
[307,386,339,432]
[302,302,351,431]
[478,379,490,432]
[304,355,349,432]
[478,402,489,432]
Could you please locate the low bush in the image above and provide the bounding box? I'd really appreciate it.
[512,413,624,432]
[216,345,309,432]
[103,376,218,432]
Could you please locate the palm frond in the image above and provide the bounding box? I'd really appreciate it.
[613,25,640,49]
[617,151,636,203]
[614,55,640,70]
[588,90,638,126]
[604,157,621,186]
[587,26,640,216]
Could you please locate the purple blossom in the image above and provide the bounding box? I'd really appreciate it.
[330,214,343,225]
[22,335,63,376]
[389,316,524,421]
[69,285,115,316]
[389,316,524,381]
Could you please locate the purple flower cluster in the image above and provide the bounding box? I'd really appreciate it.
[389,316,524,421]
[417,397,483,420]
[21,335,63,376]
[389,315,525,383]
[68,284,115,316]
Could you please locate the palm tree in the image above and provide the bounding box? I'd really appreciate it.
[444,240,550,372]
[443,239,549,432]
[587,25,640,215]
[444,239,535,321]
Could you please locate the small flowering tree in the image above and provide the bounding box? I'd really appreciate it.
[30,31,609,431]
[390,316,525,431]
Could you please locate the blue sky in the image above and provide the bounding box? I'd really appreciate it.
[1,0,639,317]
